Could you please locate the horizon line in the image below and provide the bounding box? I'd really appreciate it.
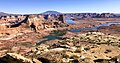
[1,11,120,14]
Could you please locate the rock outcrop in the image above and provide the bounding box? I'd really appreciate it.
[0,53,33,63]
[33,32,120,63]
[0,32,120,63]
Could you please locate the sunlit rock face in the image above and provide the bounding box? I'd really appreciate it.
[27,14,67,31]
[0,14,66,32]
[28,14,51,31]
[28,15,45,31]
[0,15,25,37]
[0,14,67,40]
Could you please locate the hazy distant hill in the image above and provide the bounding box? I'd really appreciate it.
[42,11,61,15]
[0,12,21,17]
[0,12,10,16]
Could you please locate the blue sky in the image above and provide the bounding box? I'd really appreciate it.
[0,0,120,14]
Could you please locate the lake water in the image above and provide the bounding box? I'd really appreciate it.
[36,30,66,45]
[68,22,120,32]
[36,21,120,45]
[65,19,76,24]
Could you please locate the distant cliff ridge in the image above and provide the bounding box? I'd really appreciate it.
[0,11,120,18]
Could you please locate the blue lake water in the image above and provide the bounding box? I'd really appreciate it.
[68,22,120,32]
[65,19,76,24]
[36,21,120,45]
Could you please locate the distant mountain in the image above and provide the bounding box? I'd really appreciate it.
[115,14,120,17]
[0,12,10,16]
[0,12,21,17]
[42,11,61,15]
